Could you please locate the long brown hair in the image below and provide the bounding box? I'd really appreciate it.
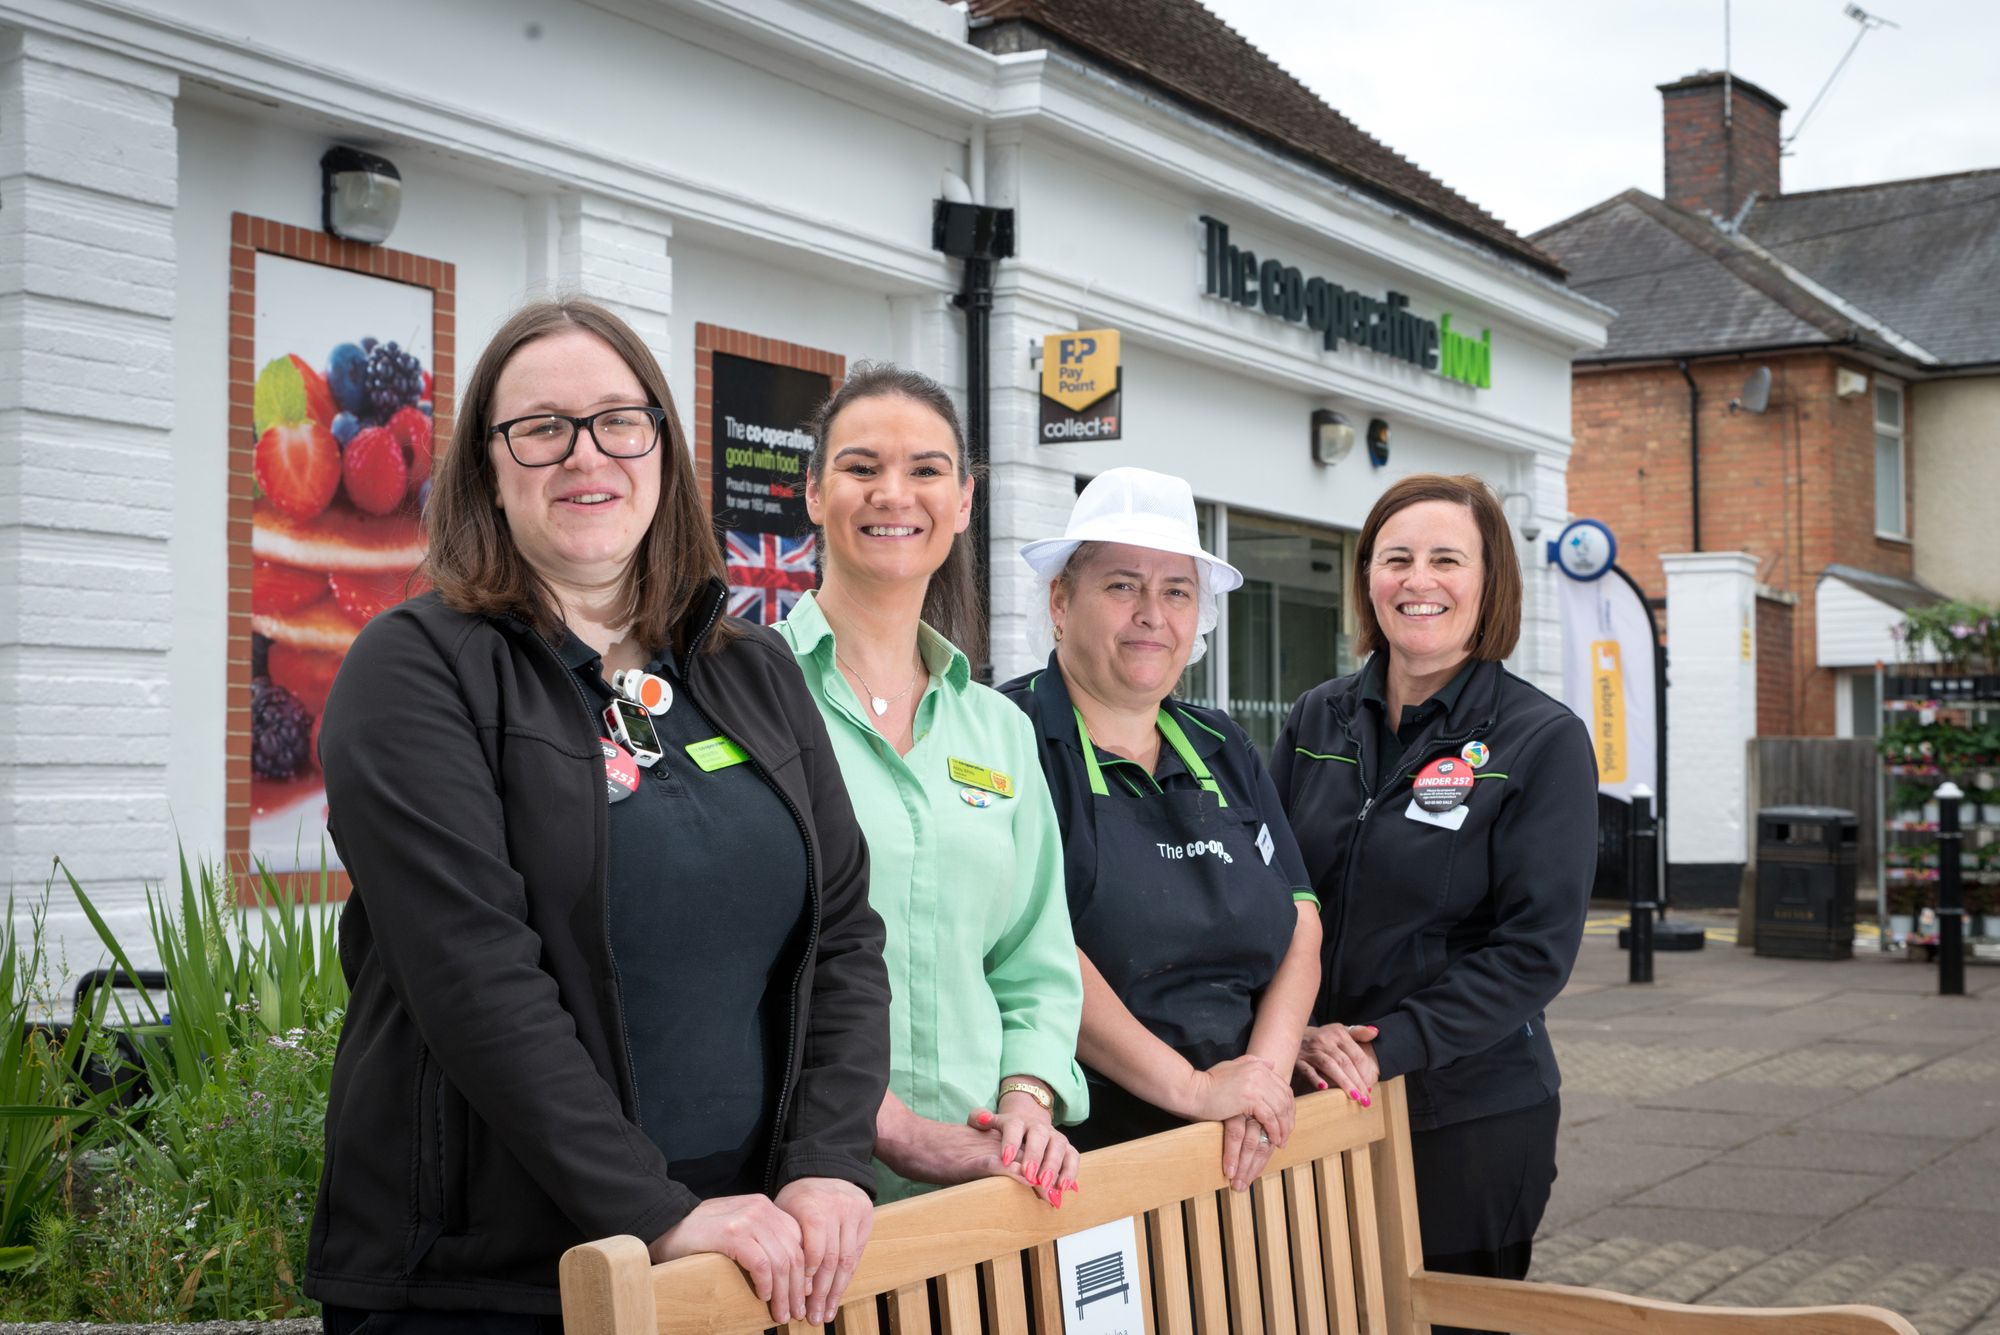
[804,363,986,667]
[422,298,727,654]
[1352,473,1522,661]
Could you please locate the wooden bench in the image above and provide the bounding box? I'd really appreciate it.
[560,1078,1916,1335]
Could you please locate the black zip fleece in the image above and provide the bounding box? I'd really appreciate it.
[305,582,889,1314]
[1270,657,1596,1132]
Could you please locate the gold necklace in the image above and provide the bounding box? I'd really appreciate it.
[835,650,918,718]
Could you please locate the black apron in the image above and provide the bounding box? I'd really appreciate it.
[1069,707,1297,1149]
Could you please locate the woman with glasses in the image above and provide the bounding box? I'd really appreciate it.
[307,299,890,1332]
[778,364,1088,1210]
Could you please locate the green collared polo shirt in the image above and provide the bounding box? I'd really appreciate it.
[778,592,1087,1201]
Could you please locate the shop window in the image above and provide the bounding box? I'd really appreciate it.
[1842,670,1880,740]
[1874,381,1905,539]
[1225,512,1350,755]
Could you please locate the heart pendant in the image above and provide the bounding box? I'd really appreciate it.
[871,696,889,717]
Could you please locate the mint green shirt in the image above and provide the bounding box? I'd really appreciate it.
[779,592,1087,1200]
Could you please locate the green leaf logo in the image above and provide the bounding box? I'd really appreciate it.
[253,355,309,436]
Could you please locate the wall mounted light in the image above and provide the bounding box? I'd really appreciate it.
[321,146,403,245]
[1367,417,1391,468]
[1835,367,1869,398]
[1310,409,1354,466]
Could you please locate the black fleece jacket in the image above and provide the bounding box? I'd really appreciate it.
[305,583,888,1314]
[1270,656,1595,1131]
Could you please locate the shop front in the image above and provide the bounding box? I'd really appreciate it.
[1,0,1607,951]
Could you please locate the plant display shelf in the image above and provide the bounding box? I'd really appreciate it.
[1875,664,2000,958]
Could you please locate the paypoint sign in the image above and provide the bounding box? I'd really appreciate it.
[1040,330,1122,442]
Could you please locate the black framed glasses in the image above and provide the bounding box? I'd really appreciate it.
[489,406,666,467]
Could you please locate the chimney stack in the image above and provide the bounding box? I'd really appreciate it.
[1658,72,1786,219]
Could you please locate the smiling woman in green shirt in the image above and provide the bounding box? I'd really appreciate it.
[778,363,1087,1208]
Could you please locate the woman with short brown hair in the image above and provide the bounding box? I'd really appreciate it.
[1271,472,1596,1335]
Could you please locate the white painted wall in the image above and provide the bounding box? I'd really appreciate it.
[1912,375,2000,604]
[1664,551,1760,870]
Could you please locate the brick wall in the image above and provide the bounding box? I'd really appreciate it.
[1569,353,1915,736]
[1660,73,1785,219]
[1755,594,1796,735]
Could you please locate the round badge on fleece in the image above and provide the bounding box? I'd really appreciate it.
[601,738,640,804]
[1413,755,1474,812]
[1460,740,1490,769]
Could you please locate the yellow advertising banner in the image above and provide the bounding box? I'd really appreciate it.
[1590,639,1628,783]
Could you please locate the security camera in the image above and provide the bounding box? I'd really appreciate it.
[1521,521,1542,542]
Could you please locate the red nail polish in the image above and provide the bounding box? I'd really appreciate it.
[1316,1080,1328,1090]
[1002,1146,1015,1166]
[977,1111,992,1126]
[1361,1096,1371,1107]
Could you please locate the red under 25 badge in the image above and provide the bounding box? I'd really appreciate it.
[1412,755,1475,813]
[601,738,640,804]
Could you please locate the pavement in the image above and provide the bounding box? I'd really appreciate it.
[1532,910,2000,1334]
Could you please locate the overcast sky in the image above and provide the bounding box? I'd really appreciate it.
[1197,0,2000,236]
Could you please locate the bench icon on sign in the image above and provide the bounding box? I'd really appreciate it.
[1074,1252,1130,1317]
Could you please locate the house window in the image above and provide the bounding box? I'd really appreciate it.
[1874,382,1905,538]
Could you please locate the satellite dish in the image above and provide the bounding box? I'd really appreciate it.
[1737,365,1772,414]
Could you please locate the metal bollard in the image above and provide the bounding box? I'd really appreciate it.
[1937,781,1965,997]
[1629,785,1657,984]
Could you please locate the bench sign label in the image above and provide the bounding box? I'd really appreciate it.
[1055,1216,1143,1335]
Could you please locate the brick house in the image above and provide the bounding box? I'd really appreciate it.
[1535,72,2000,738]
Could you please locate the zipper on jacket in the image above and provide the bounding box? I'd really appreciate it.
[510,616,648,1129]
[677,598,821,1197]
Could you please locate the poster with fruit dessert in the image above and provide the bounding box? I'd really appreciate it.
[249,253,434,872]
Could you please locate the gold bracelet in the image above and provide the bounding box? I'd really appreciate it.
[997,1079,1054,1113]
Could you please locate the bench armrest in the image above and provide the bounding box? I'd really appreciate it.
[559,1234,656,1335]
[1411,1271,1919,1335]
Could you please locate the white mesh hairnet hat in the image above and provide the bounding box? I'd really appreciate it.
[1020,467,1243,664]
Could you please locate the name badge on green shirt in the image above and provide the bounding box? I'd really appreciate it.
[686,736,749,772]
[947,757,1015,798]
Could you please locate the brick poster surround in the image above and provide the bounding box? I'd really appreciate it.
[692,324,843,514]
[227,213,455,900]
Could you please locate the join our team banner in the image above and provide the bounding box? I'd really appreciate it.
[1552,521,1658,804]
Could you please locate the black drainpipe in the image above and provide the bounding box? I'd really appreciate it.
[932,199,1015,683]
[1677,359,1701,551]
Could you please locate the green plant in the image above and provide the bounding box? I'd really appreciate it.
[0,850,346,1320]
[0,904,125,1274]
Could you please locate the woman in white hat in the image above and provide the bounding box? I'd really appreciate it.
[779,364,1088,1211]
[997,467,1327,1192]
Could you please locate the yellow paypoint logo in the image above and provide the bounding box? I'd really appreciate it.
[1590,640,1627,783]
[1042,330,1120,411]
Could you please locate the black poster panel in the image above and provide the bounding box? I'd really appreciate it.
[711,353,829,535]
[710,352,832,624]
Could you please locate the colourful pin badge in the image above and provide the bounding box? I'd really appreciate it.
[960,788,995,809]
[1413,755,1475,813]
[1460,740,1490,769]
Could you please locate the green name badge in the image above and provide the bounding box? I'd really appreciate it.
[686,737,749,772]
[947,757,1015,798]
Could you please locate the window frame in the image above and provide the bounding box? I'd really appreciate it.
[1873,377,1907,541]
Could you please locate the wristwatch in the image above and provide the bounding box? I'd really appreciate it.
[997,1079,1055,1113]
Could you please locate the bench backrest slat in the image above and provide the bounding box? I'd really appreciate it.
[1312,1154,1359,1334]
[1282,1163,1330,1334]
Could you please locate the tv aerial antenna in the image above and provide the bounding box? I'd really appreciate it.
[1783,4,1900,153]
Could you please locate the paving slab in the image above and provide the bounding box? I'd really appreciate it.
[1628,1163,1898,1216]
[1715,1128,1958,1175]
[1639,1078,1860,1116]
[1558,1205,1823,1251]
[1874,1158,2000,1214]
[1799,1084,2000,1138]
[1564,1106,1783,1150]
[1805,1205,2000,1268]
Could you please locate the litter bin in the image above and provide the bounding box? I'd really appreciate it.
[1753,806,1858,959]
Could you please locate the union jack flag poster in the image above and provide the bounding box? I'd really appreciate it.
[725,530,817,624]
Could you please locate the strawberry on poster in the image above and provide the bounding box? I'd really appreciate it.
[248,253,435,872]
